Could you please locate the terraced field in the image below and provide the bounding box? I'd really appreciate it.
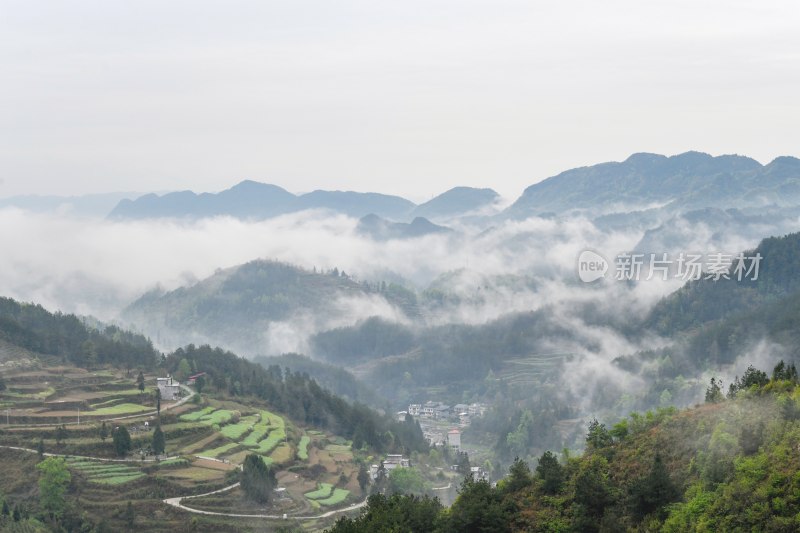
[65,457,144,485]
[297,435,310,460]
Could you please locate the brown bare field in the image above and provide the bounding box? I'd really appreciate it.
[193,458,237,471]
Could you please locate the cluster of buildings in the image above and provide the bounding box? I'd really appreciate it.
[400,401,487,425]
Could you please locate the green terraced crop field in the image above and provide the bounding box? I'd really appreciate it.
[219,415,258,439]
[90,402,152,415]
[318,488,350,506]
[65,458,145,485]
[304,483,333,500]
[297,435,310,460]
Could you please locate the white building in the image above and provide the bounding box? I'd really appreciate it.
[408,404,421,416]
[157,376,181,401]
[447,429,461,450]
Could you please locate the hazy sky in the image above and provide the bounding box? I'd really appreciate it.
[2,0,799,202]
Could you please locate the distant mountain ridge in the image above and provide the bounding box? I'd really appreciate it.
[505,151,800,218]
[93,151,800,221]
[108,181,502,222]
[108,180,415,220]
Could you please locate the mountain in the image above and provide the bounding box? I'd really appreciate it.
[294,190,415,219]
[505,151,800,218]
[356,214,453,240]
[121,259,411,356]
[108,180,416,220]
[411,186,500,220]
[645,231,800,336]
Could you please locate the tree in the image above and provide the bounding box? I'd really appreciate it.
[154,388,161,416]
[535,451,564,495]
[124,501,134,527]
[195,375,205,394]
[705,377,724,403]
[357,464,370,494]
[327,493,442,533]
[501,457,532,494]
[586,418,612,450]
[54,425,68,447]
[0,374,5,391]
[36,457,71,518]
[113,426,132,456]
[136,371,145,393]
[456,452,471,477]
[440,476,512,533]
[37,438,45,458]
[573,455,613,528]
[388,467,427,495]
[630,453,678,520]
[176,358,192,381]
[241,454,276,503]
[99,421,108,442]
[152,424,165,456]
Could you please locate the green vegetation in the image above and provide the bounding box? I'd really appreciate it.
[203,442,239,458]
[297,435,310,460]
[91,403,152,416]
[220,415,258,439]
[36,457,70,518]
[180,406,216,421]
[304,483,333,500]
[241,453,277,504]
[65,458,144,485]
[317,488,349,507]
[334,363,800,532]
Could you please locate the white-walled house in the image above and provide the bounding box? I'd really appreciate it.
[157,376,181,401]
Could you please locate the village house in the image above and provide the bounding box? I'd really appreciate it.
[396,410,408,422]
[468,403,487,417]
[186,372,206,385]
[369,454,411,480]
[447,428,461,450]
[408,404,421,416]
[157,375,181,401]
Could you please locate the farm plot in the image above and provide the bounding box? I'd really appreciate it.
[304,483,333,500]
[297,435,310,460]
[179,406,234,426]
[65,458,144,485]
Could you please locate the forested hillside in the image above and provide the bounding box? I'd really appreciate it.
[0,296,158,369]
[329,363,800,532]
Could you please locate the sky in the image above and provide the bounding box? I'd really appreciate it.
[2,0,799,202]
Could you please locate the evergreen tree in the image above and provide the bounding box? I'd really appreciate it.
[152,424,165,456]
[630,453,678,520]
[36,438,45,458]
[705,377,724,403]
[124,501,135,527]
[54,425,68,447]
[586,418,613,449]
[535,451,564,494]
[136,370,145,393]
[357,464,370,494]
[241,454,276,503]
[113,426,132,456]
[502,457,532,494]
[99,421,108,442]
